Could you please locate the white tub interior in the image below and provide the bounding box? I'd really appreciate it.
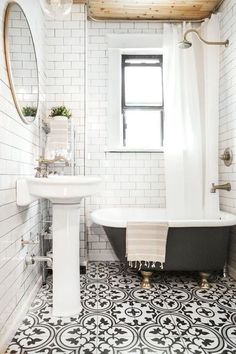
[91,208,236,228]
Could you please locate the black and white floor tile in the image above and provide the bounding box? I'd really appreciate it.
[6,262,236,354]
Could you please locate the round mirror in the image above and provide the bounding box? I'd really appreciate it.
[4,3,39,124]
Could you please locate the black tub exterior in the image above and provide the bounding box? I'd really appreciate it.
[103,226,230,271]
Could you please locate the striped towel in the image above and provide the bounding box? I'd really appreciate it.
[126,222,169,269]
[45,120,69,159]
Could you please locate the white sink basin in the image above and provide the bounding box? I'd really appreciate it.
[17,175,102,205]
[16,175,102,317]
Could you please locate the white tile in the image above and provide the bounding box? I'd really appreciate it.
[0,0,46,339]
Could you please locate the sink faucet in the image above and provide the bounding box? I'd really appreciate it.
[34,157,51,178]
[210,182,231,193]
[34,156,70,178]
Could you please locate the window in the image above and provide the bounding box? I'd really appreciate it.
[121,55,164,149]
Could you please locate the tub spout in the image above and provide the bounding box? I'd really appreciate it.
[210,182,231,193]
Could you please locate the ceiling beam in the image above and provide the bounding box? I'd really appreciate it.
[73,0,223,22]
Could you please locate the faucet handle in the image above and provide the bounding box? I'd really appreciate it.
[219,148,233,166]
[37,156,45,164]
[210,183,216,193]
[34,167,41,178]
[41,165,48,178]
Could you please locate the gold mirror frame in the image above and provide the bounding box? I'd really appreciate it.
[3,2,39,125]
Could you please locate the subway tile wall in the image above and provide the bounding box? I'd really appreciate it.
[85,7,236,264]
[47,7,166,262]
[45,3,236,265]
[45,6,166,261]
[219,0,236,280]
[0,0,47,348]
[45,5,86,263]
[86,20,165,260]
[47,5,236,263]
[0,0,234,349]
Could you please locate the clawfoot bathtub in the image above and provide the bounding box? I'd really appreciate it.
[91,208,236,289]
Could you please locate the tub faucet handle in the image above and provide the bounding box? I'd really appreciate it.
[211,183,215,193]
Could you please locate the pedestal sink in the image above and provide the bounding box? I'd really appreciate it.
[17,176,102,317]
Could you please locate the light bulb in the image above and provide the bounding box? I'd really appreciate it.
[40,0,73,17]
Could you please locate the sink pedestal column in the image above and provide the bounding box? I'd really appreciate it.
[52,203,81,317]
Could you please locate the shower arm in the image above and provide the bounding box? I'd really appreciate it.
[184,29,229,47]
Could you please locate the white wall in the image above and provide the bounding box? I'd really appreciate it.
[219,0,236,279]
[86,21,165,260]
[45,4,86,262]
[0,0,46,349]
[46,4,236,266]
[0,0,233,285]
[45,8,166,261]
[0,1,235,347]
[0,0,235,349]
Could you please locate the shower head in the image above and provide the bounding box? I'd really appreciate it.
[179,29,229,49]
[178,39,192,49]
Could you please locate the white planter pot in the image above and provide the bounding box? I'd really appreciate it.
[25,116,35,122]
[52,115,68,121]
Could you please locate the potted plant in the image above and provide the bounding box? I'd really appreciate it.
[49,106,72,120]
[22,106,37,119]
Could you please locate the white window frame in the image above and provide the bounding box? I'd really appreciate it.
[107,34,163,152]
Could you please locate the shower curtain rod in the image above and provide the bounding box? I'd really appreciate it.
[85,0,225,23]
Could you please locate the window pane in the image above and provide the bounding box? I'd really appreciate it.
[125,66,162,106]
[125,58,161,65]
[125,110,162,148]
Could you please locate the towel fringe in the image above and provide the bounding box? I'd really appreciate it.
[128,260,165,271]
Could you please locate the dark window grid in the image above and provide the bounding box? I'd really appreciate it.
[121,54,164,147]
[123,54,163,67]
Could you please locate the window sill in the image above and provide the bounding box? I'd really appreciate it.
[104,147,164,153]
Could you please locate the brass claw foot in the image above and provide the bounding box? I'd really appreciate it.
[141,271,153,289]
[199,272,211,289]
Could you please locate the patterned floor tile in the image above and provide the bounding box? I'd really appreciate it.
[192,283,230,304]
[103,273,142,290]
[182,334,235,354]
[171,313,236,353]
[172,300,233,330]
[5,262,236,354]
[55,316,97,353]
[7,328,56,352]
[130,287,160,303]
[117,346,189,354]
[96,313,139,353]
[139,315,187,353]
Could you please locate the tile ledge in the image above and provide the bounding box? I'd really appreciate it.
[105,147,164,153]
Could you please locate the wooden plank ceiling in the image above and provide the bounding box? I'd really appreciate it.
[73,0,223,21]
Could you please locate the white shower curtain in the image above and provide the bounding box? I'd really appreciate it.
[164,15,220,219]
